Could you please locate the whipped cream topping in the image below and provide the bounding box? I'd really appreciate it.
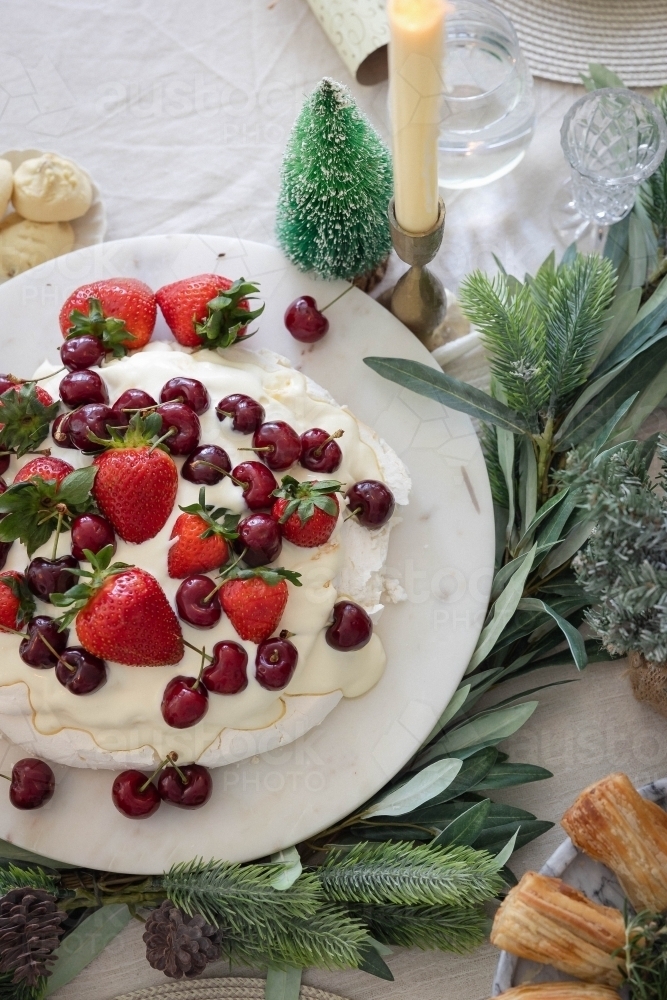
[0,344,410,768]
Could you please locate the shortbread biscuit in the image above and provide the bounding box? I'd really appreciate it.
[0,212,74,279]
[12,153,92,222]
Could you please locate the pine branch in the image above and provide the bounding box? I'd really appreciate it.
[159,858,321,935]
[640,86,667,249]
[543,254,616,413]
[622,909,667,1000]
[317,841,504,908]
[351,902,488,954]
[0,972,46,1000]
[458,271,548,420]
[0,866,58,896]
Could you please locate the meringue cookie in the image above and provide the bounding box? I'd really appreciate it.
[12,153,93,222]
[0,212,74,279]
[0,159,12,218]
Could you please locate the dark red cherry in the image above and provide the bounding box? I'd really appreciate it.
[326,601,372,651]
[0,455,8,476]
[60,335,105,371]
[156,402,201,455]
[26,555,79,603]
[181,444,231,485]
[300,427,343,474]
[112,770,160,819]
[0,541,12,571]
[0,376,16,395]
[55,646,107,694]
[231,462,278,511]
[59,369,108,408]
[70,513,116,560]
[235,513,282,567]
[68,403,115,452]
[216,394,265,434]
[284,296,329,343]
[251,421,301,470]
[52,412,76,449]
[157,763,212,808]
[19,616,69,668]
[9,758,55,809]
[203,641,248,694]
[175,576,221,629]
[160,377,210,415]
[161,676,209,729]
[111,388,157,422]
[345,480,395,528]
[255,636,298,690]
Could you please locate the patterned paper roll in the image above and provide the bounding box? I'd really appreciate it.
[305,0,389,84]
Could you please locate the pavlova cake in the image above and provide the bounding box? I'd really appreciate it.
[0,273,409,817]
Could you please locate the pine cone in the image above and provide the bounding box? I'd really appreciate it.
[0,887,67,986]
[144,900,224,979]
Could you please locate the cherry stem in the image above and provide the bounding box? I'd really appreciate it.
[0,773,9,782]
[192,459,239,483]
[7,368,66,386]
[344,506,362,523]
[215,548,247,585]
[321,285,353,313]
[183,638,214,663]
[313,429,344,457]
[140,753,177,792]
[51,510,64,561]
[151,427,176,451]
[238,445,273,454]
[192,646,206,692]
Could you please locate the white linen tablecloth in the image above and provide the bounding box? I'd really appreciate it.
[0,2,665,998]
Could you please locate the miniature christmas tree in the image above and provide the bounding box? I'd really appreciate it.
[276,77,393,284]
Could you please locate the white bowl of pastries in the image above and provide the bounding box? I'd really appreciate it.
[0,149,106,282]
[491,772,667,998]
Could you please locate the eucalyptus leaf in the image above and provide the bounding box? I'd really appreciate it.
[363,758,463,818]
[497,425,515,545]
[517,598,587,670]
[473,762,553,791]
[517,436,537,539]
[489,548,532,603]
[433,702,538,755]
[45,905,132,996]
[467,544,537,671]
[492,829,520,870]
[432,799,490,847]
[581,63,625,89]
[604,214,630,277]
[270,846,302,891]
[421,683,471,747]
[0,840,75,868]
[477,821,553,854]
[611,357,667,442]
[537,517,594,579]
[363,358,531,435]
[515,489,568,553]
[593,286,642,365]
[554,359,631,444]
[595,273,667,375]
[590,393,639,453]
[264,965,303,1000]
[358,944,394,981]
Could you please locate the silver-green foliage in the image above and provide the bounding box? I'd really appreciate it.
[566,439,667,662]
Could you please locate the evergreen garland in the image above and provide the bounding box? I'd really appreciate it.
[352,902,488,954]
[276,77,393,281]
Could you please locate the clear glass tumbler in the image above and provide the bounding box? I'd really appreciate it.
[438,0,535,189]
[554,87,667,248]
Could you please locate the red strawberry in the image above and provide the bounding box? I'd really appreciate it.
[93,413,177,544]
[156,274,264,350]
[59,278,156,356]
[220,565,302,644]
[272,477,342,548]
[169,514,229,579]
[0,572,24,632]
[53,547,183,666]
[14,456,74,486]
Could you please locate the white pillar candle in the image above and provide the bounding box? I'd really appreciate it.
[388,0,445,234]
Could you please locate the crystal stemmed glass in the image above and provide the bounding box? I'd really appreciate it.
[552,88,667,252]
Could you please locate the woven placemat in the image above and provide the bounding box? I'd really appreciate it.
[114,978,347,1000]
[495,0,667,87]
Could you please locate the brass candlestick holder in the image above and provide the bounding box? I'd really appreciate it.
[380,197,447,348]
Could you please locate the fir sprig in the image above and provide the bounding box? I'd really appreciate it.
[317,841,504,908]
[622,908,667,1000]
[352,902,488,954]
[0,867,57,897]
[0,972,46,1000]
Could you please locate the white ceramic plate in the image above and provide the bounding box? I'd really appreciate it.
[492,778,667,993]
[0,149,106,283]
[0,234,494,873]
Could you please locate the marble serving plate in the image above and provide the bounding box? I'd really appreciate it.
[493,778,667,994]
[0,234,494,873]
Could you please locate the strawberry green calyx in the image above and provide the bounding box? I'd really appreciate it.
[179,487,240,541]
[195,278,265,349]
[0,383,60,458]
[51,544,131,628]
[89,411,163,451]
[0,574,36,627]
[65,297,137,357]
[273,475,343,525]
[218,555,302,588]
[0,466,98,556]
